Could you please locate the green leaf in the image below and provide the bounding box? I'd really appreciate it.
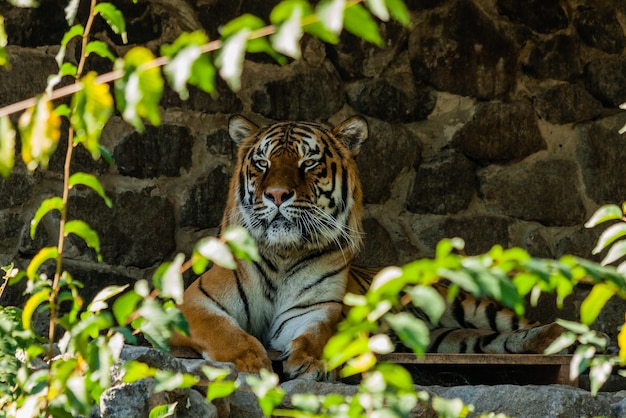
[406,285,445,324]
[64,219,102,261]
[68,173,112,207]
[589,358,613,396]
[163,44,202,100]
[386,0,410,27]
[384,312,430,354]
[149,403,177,418]
[316,0,346,34]
[207,380,239,402]
[0,16,9,67]
[342,351,376,376]
[223,226,260,262]
[114,46,163,131]
[0,116,16,178]
[23,288,51,331]
[27,246,58,281]
[30,196,64,239]
[18,95,62,171]
[375,363,414,391]
[88,285,129,313]
[112,290,142,326]
[220,14,266,37]
[343,3,383,47]
[601,239,626,266]
[154,253,185,304]
[585,204,623,228]
[71,71,114,160]
[592,222,626,255]
[85,40,116,62]
[580,283,615,325]
[95,2,127,44]
[194,237,236,270]
[61,24,84,48]
[246,370,284,417]
[122,360,156,383]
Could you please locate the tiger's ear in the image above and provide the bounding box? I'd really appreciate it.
[333,116,368,156]
[229,115,259,145]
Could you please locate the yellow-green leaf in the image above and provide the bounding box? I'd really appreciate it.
[30,196,64,239]
[216,30,249,92]
[618,314,626,363]
[0,115,15,177]
[95,2,127,44]
[26,246,58,281]
[71,71,114,160]
[65,219,102,262]
[23,288,51,331]
[580,283,615,325]
[18,95,62,171]
[585,204,623,228]
[0,16,8,67]
[69,172,112,207]
[270,4,303,59]
[85,40,116,62]
[316,0,346,34]
[114,47,163,132]
[386,0,410,27]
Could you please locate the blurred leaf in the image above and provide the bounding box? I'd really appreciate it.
[601,240,626,266]
[85,40,115,62]
[375,363,414,391]
[589,358,613,396]
[570,344,595,381]
[246,370,284,417]
[23,288,51,331]
[0,116,16,177]
[88,285,128,313]
[223,226,260,262]
[316,0,345,34]
[19,95,62,171]
[195,237,236,270]
[342,351,376,376]
[220,13,265,37]
[386,0,410,27]
[580,283,615,326]
[366,0,390,21]
[384,312,429,354]
[216,29,249,91]
[585,204,623,228]
[68,173,112,208]
[618,316,626,362]
[368,333,394,354]
[30,196,64,239]
[149,403,177,418]
[556,318,590,334]
[61,24,84,48]
[593,222,626,255]
[344,3,384,47]
[64,220,102,262]
[114,47,163,132]
[95,2,127,44]
[26,246,58,281]
[64,0,80,24]
[270,3,303,58]
[406,285,445,324]
[432,396,472,418]
[122,360,156,383]
[112,290,142,326]
[154,253,185,304]
[154,370,198,392]
[0,16,9,67]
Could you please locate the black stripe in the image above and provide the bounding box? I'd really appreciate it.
[340,165,348,211]
[286,249,333,276]
[480,332,500,350]
[234,270,251,330]
[428,328,457,352]
[270,299,342,341]
[253,262,277,301]
[260,254,278,273]
[472,337,484,353]
[452,298,471,328]
[303,264,348,292]
[485,303,498,331]
[199,277,232,317]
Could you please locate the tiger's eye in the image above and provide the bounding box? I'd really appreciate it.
[302,159,319,171]
[254,159,268,171]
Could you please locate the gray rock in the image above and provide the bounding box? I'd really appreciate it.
[534,83,603,125]
[573,5,626,54]
[523,35,583,81]
[479,159,586,226]
[496,0,568,34]
[452,101,546,163]
[179,165,231,229]
[585,58,626,108]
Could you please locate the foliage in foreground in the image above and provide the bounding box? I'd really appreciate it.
[0,0,624,417]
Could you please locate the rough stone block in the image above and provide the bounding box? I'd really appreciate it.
[451,100,546,163]
[523,35,583,82]
[573,5,626,54]
[496,0,568,34]
[533,83,603,125]
[585,57,626,108]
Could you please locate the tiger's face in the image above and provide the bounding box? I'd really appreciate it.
[224,116,368,255]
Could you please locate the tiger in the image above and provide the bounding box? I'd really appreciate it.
[170,115,562,381]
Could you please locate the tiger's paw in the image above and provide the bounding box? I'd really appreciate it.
[232,348,273,374]
[282,351,337,381]
[525,322,564,353]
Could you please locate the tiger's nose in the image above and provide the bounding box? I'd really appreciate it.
[264,187,294,206]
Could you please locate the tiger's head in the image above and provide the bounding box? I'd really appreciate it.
[223,115,368,257]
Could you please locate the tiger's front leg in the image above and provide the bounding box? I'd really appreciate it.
[271,304,343,381]
[170,271,273,374]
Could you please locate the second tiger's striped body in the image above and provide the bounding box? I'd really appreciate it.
[171,116,561,381]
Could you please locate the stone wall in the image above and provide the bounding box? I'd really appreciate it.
[1,0,626,331]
